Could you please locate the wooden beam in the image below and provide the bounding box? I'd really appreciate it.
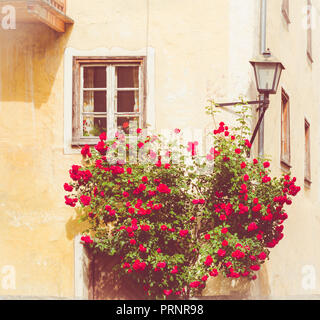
[27,3,65,32]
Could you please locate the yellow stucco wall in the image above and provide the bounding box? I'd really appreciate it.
[257,0,320,298]
[0,0,319,298]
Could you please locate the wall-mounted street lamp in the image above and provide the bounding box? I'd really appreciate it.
[216,49,285,155]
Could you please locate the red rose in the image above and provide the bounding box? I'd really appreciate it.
[217,249,226,257]
[164,163,171,169]
[263,161,270,168]
[241,162,246,169]
[140,225,150,231]
[81,235,93,244]
[245,139,252,148]
[129,239,136,245]
[80,195,91,206]
[235,148,241,154]
[157,184,171,194]
[160,225,167,231]
[262,175,271,183]
[126,167,132,174]
[99,132,107,140]
[157,262,166,268]
[232,250,245,259]
[250,265,260,271]
[247,222,258,232]
[123,191,129,197]
[64,183,73,192]
[128,207,135,214]
[204,255,213,266]
[221,228,228,234]
[243,174,249,181]
[253,159,258,164]
[81,144,92,158]
[139,244,146,252]
[142,176,148,183]
[240,184,248,192]
[163,289,172,296]
[189,281,201,288]
[204,234,211,240]
[258,252,267,260]
[209,269,218,277]
[201,275,208,281]
[252,204,262,212]
[179,229,189,237]
[222,240,228,246]
[171,266,178,274]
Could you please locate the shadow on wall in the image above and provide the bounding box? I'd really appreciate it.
[85,248,146,300]
[0,22,73,109]
[85,249,271,300]
[66,210,271,300]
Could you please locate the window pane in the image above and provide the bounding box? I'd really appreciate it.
[116,66,139,88]
[117,91,139,112]
[117,116,139,135]
[305,120,311,180]
[83,116,107,137]
[83,91,107,112]
[281,93,290,163]
[84,67,106,88]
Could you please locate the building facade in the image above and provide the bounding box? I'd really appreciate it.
[0,0,320,299]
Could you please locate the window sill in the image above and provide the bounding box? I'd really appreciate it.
[72,139,100,146]
[304,177,312,188]
[280,159,291,173]
[282,10,291,24]
[307,51,314,64]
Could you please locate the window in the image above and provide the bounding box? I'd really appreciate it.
[282,0,290,24]
[304,119,311,184]
[281,89,291,167]
[72,57,146,145]
[307,0,313,63]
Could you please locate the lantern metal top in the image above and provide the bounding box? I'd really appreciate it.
[249,49,285,70]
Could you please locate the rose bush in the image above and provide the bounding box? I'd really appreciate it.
[64,104,300,299]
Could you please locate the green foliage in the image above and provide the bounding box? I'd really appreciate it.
[64,104,300,300]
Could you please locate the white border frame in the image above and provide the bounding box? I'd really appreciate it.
[64,47,155,155]
[67,47,155,298]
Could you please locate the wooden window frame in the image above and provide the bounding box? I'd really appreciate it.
[304,118,311,185]
[72,56,147,146]
[307,0,313,63]
[281,89,291,169]
[282,0,290,24]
